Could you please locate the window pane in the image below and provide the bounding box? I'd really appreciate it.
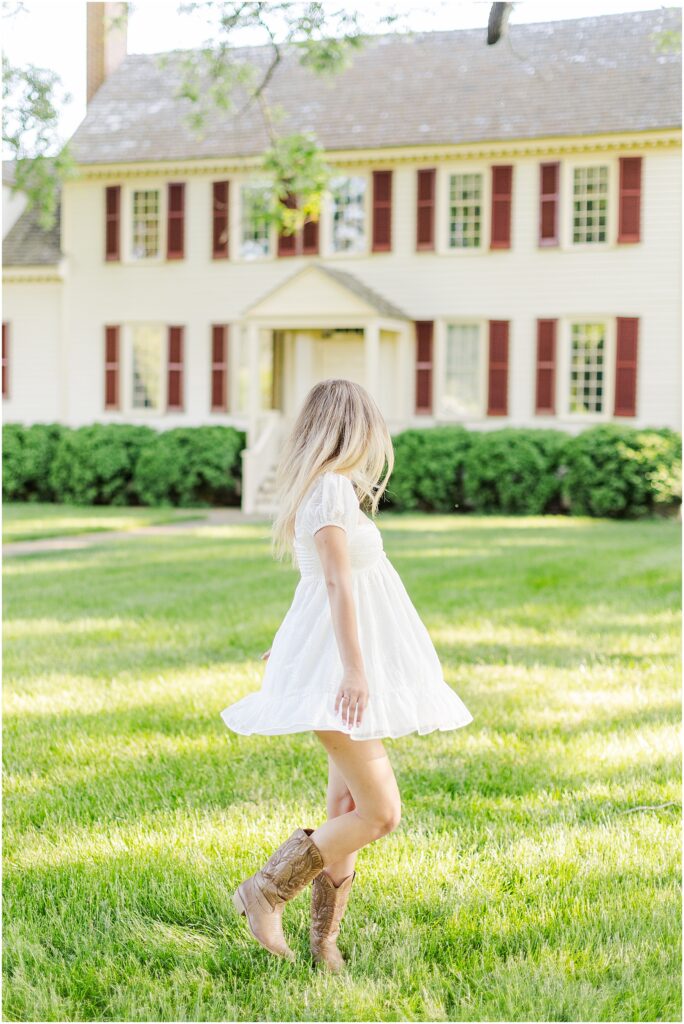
[330,176,366,253]
[240,184,271,259]
[131,190,160,259]
[443,324,480,415]
[131,325,162,410]
[448,173,482,248]
[572,166,608,243]
[569,322,605,413]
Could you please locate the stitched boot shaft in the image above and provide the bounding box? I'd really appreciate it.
[233,827,325,961]
[256,827,325,906]
[310,869,356,972]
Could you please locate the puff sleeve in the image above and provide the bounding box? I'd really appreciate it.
[302,472,358,539]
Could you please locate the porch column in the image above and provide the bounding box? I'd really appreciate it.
[364,319,381,400]
[247,321,260,446]
[294,331,315,408]
[398,323,412,421]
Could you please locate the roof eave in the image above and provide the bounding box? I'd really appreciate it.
[68,126,683,178]
[2,258,66,282]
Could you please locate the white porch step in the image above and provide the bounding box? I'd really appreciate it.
[253,466,278,516]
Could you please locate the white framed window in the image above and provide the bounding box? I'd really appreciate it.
[124,324,165,413]
[447,172,483,249]
[329,175,367,254]
[240,183,272,259]
[131,188,161,259]
[440,322,485,417]
[567,321,606,414]
[571,165,609,244]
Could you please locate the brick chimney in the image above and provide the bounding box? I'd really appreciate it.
[86,2,128,104]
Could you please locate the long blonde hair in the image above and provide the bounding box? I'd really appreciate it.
[271,378,394,567]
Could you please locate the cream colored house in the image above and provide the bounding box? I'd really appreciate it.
[2,5,681,511]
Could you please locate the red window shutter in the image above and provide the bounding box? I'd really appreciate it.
[490,165,513,249]
[618,156,642,244]
[372,170,393,252]
[167,183,185,259]
[535,319,557,414]
[614,317,639,416]
[414,321,433,414]
[2,322,9,399]
[301,216,319,255]
[277,193,298,257]
[212,180,229,259]
[487,320,509,415]
[105,185,121,261]
[416,168,436,251]
[211,324,229,412]
[539,162,560,246]
[104,325,120,410]
[167,326,184,411]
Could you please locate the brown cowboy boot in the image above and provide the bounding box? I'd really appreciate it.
[233,827,325,961]
[310,868,356,972]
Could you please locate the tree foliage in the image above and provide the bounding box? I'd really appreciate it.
[0,1,512,235]
[2,1,77,230]
[158,1,382,234]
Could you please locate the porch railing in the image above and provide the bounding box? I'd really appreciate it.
[241,410,283,514]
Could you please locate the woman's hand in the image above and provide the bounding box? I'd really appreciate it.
[260,647,271,661]
[334,667,369,729]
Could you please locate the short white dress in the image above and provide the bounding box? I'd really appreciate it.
[220,471,474,741]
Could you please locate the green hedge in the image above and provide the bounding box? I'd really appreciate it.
[3,421,680,518]
[49,424,157,505]
[385,423,681,518]
[2,423,245,507]
[462,428,569,515]
[133,427,245,507]
[386,426,473,512]
[560,424,682,518]
[2,423,66,502]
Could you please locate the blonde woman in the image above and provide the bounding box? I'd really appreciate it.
[221,378,473,972]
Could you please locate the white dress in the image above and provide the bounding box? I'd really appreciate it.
[220,471,474,741]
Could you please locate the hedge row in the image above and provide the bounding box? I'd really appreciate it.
[3,421,681,518]
[2,423,245,507]
[386,424,681,518]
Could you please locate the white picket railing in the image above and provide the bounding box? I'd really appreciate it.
[241,410,283,514]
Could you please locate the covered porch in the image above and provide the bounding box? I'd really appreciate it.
[239,265,411,513]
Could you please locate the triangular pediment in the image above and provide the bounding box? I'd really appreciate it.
[244,264,407,321]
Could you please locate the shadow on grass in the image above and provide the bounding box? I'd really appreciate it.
[4,694,679,833]
[3,825,680,1016]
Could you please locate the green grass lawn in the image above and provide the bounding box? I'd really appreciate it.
[2,513,681,1022]
[2,503,209,543]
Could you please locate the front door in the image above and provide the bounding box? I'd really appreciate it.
[314,329,365,384]
[279,328,368,437]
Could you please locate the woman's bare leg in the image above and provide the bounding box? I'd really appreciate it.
[322,754,359,885]
[311,730,401,866]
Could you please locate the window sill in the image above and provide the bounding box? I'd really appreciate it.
[326,248,370,260]
[566,242,613,252]
[436,246,488,257]
[557,413,613,423]
[235,253,275,264]
[435,412,486,422]
[110,257,173,267]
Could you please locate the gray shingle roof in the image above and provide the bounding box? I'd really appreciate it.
[2,194,62,266]
[70,8,681,166]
